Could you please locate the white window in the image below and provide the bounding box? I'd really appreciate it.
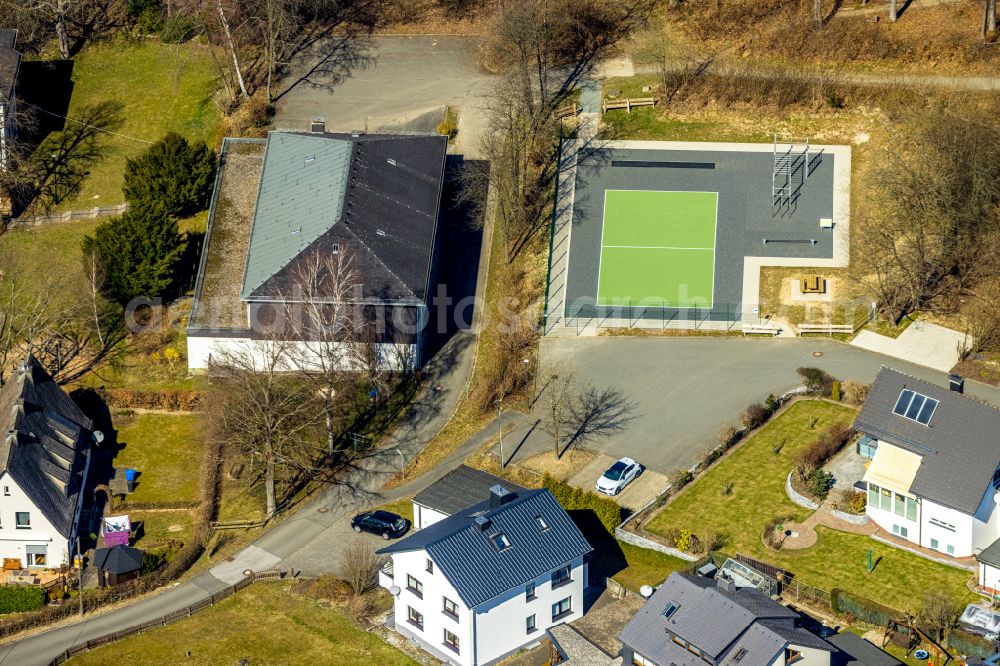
[425,558,433,574]
[15,512,29,529]
[407,606,423,630]
[552,565,571,588]
[947,544,955,556]
[443,596,459,619]
[444,628,460,654]
[892,524,908,539]
[406,574,423,598]
[2,486,8,496]
[25,545,46,567]
[632,655,654,666]
[868,483,879,507]
[525,582,536,600]
[552,596,572,620]
[930,538,939,550]
[526,614,536,633]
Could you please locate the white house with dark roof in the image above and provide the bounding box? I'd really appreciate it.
[618,573,834,666]
[0,355,96,568]
[378,484,593,666]
[411,465,526,529]
[855,367,1000,559]
[187,128,448,371]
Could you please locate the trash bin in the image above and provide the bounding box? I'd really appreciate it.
[125,468,137,493]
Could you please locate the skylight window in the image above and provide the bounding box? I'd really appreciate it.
[535,516,549,531]
[733,648,748,663]
[892,389,938,426]
[661,601,679,620]
[489,532,511,551]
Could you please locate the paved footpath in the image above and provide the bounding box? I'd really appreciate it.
[0,331,478,666]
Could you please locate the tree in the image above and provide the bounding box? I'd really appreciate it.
[539,366,577,458]
[282,247,360,456]
[916,588,962,641]
[984,0,997,40]
[122,132,216,217]
[889,0,897,22]
[82,202,186,305]
[211,340,321,516]
[341,541,384,595]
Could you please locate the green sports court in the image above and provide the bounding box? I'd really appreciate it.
[596,190,718,308]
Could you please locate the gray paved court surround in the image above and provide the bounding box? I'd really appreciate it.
[565,144,836,322]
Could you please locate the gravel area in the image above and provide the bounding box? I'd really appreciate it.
[191,140,265,330]
[570,593,644,658]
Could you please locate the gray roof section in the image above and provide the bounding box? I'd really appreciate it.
[412,465,527,516]
[93,545,145,574]
[977,537,1000,567]
[827,633,902,666]
[619,574,830,666]
[855,367,1000,514]
[379,488,592,608]
[241,133,352,297]
[0,355,92,539]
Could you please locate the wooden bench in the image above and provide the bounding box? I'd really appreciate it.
[742,325,780,336]
[797,323,854,335]
[800,275,827,294]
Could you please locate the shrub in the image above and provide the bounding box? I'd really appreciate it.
[668,468,693,491]
[0,586,46,614]
[835,488,867,515]
[699,528,721,554]
[842,380,871,406]
[796,367,835,395]
[808,469,835,500]
[100,388,204,411]
[831,588,900,626]
[718,423,739,448]
[795,422,853,475]
[762,514,793,550]
[341,541,384,595]
[949,628,996,658]
[83,202,186,305]
[674,529,693,552]
[764,393,780,414]
[741,402,769,430]
[159,14,199,43]
[831,380,841,402]
[542,474,623,533]
[123,132,216,217]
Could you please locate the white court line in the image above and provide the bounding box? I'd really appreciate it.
[602,245,714,250]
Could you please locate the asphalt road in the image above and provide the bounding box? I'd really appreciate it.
[538,336,1000,475]
[274,36,493,158]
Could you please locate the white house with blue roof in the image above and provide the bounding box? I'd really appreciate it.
[378,484,593,666]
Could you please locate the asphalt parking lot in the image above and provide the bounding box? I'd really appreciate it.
[539,336,1000,476]
[274,36,493,158]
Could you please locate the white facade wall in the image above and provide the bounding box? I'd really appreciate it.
[386,548,586,666]
[0,474,70,567]
[186,335,416,372]
[412,503,449,530]
[776,644,832,666]
[979,562,1000,593]
[919,498,977,557]
[865,484,920,544]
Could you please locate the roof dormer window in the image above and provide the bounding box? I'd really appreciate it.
[489,532,511,551]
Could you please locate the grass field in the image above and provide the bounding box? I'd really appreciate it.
[643,400,977,611]
[51,41,220,211]
[66,582,419,666]
[597,189,717,307]
[115,413,205,506]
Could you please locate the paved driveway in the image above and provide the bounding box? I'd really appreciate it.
[539,337,1000,476]
[274,36,494,158]
[851,320,970,372]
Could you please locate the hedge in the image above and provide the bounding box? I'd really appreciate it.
[542,474,623,533]
[830,588,901,626]
[0,586,46,614]
[948,628,995,658]
[99,388,203,411]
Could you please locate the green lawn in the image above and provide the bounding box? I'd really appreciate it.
[52,41,220,211]
[115,413,205,506]
[613,540,690,592]
[130,510,194,550]
[644,400,976,611]
[375,497,415,525]
[598,190,718,307]
[66,582,420,666]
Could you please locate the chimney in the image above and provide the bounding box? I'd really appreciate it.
[474,515,491,532]
[717,574,736,594]
[308,117,325,133]
[949,373,965,394]
[489,485,515,509]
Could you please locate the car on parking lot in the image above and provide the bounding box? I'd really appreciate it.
[351,510,408,539]
[596,457,642,495]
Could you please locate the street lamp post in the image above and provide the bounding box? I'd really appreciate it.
[497,396,505,468]
[522,358,531,410]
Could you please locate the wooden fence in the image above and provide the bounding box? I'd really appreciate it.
[602,97,657,113]
[47,569,285,665]
[10,203,128,228]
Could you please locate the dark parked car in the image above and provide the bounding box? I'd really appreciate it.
[351,510,408,540]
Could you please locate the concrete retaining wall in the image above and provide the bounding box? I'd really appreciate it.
[614,525,698,562]
[786,472,820,510]
[829,507,869,525]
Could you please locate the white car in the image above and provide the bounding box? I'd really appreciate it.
[596,457,641,495]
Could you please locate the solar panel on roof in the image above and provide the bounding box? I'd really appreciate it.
[892,389,938,425]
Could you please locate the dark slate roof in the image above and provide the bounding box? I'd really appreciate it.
[978,537,1000,567]
[827,633,903,666]
[0,355,93,539]
[93,545,145,574]
[241,131,447,305]
[379,488,592,608]
[619,574,832,666]
[0,29,19,103]
[854,367,1000,514]
[412,465,527,516]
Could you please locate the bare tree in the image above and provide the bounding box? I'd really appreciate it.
[21,0,73,58]
[563,385,635,453]
[341,541,384,595]
[214,0,249,99]
[889,0,897,22]
[539,365,577,458]
[984,0,997,40]
[282,246,359,456]
[916,588,962,642]
[211,339,320,516]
